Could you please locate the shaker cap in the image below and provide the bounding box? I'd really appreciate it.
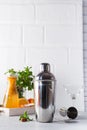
[40,63,50,72]
[35,63,56,81]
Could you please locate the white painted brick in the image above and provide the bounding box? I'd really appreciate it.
[45,25,82,48]
[26,47,68,75]
[56,64,83,86]
[0,48,25,69]
[37,0,82,4]
[0,0,35,4]
[0,5,34,24]
[0,25,21,47]
[36,4,76,24]
[67,49,83,85]
[76,4,83,25]
[23,25,43,46]
[0,0,82,4]
[68,49,83,65]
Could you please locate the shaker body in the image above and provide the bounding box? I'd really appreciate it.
[34,80,55,122]
[34,63,56,123]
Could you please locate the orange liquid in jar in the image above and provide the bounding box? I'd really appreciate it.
[3,76,19,108]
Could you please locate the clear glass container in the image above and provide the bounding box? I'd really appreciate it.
[3,76,19,108]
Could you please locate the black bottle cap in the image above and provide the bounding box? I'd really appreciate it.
[67,107,78,119]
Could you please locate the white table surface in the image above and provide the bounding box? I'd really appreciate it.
[0,112,87,130]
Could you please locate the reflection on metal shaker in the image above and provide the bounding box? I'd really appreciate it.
[34,63,56,122]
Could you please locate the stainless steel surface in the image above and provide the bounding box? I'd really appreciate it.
[34,63,56,123]
[40,63,50,72]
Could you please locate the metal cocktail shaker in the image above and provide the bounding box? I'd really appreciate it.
[34,63,56,123]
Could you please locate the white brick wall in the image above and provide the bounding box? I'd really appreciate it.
[23,25,43,46]
[0,5,34,24]
[44,25,82,47]
[0,25,21,46]
[36,4,76,24]
[0,0,84,111]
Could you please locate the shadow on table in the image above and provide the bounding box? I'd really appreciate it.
[53,119,79,124]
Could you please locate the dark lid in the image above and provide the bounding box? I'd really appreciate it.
[40,63,50,72]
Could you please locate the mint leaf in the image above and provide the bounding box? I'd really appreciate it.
[19,111,33,122]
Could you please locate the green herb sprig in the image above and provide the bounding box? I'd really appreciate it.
[19,111,33,122]
[4,66,34,98]
[4,68,17,76]
[16,66,34,91]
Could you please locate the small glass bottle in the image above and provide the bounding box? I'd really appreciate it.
[3,76,19,108]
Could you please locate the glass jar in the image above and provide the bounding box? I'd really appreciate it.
[3,76,19,108]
